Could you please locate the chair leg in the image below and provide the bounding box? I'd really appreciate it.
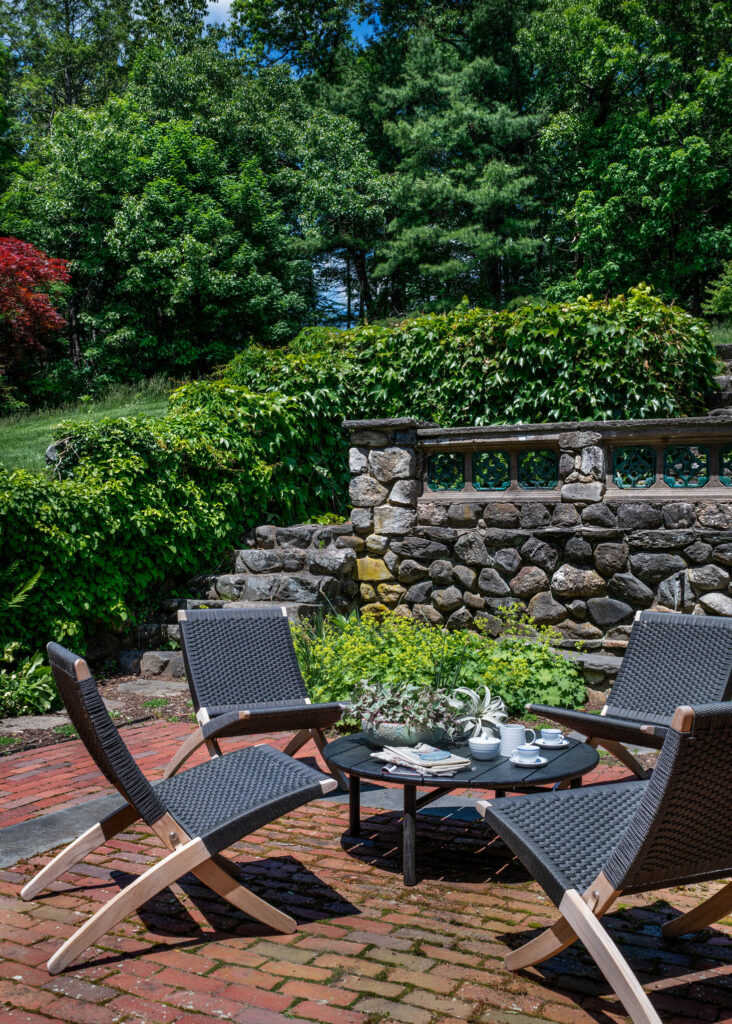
[194,856,296,933]
[506,877,618,970]
[283,728,310,756]
[46,837,209,975]
[588,737,648,779]
[559,889,662,1024]
[162,727,207,779]
[662,881,732,937]
[21,803,140,901]
[311,727,349,791]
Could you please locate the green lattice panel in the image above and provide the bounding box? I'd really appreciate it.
[663,445,710,488]
[428,452,465,491]
[473,450,510,491]
[721,445,732,487]
[613,446,655,488]
[518,449,558,489]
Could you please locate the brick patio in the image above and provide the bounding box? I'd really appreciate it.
[0,723,730,1024]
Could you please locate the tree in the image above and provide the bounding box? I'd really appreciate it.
[0,47,315,379]
[0,0,132,135]
[375,1,540,311]
[521,0,732,311]
[297,110,392,322]
[230,0,361,77]
[0,236,69,389]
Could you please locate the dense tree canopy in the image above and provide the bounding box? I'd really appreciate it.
[0,0,730,404]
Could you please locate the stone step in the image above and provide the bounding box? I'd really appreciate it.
[232,544,358,576]
[714,374,732,392]
[709,390,732,409]
[205,569,357,608]
[716,342,732,361]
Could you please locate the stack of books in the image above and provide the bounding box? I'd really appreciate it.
[370,743,471,777]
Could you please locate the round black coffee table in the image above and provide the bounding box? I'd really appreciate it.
[323,733,599,885]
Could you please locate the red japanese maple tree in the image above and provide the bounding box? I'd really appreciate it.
[0,236,70,375]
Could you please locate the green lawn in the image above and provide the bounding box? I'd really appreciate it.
[0,381,171,472]
[709,321,732,346]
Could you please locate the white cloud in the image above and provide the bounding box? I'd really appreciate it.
[207,0,233,24]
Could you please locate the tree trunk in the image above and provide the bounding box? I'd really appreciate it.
[67,302,83,366]
[345,255,352,329]
[351,249,372,321]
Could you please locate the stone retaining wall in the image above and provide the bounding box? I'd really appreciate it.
[345,415,732,652]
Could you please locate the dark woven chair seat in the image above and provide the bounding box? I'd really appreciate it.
[528,613,732,765]
[486,781,647,906]
[170,606,348,787]
[478,703,732,1024]
[153,743,328,855]
[34,642,338,975]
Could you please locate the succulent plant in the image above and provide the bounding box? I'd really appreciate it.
[449,685,508,738]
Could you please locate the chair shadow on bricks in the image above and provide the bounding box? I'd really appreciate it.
[89,856,359,955]
[497,898,732,1022]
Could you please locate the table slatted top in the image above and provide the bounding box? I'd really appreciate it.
[323,733,599,789]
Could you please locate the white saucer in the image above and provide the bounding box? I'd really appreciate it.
[536,738,569,748]
[509,754,548,767]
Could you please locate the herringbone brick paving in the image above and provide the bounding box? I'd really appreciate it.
[0,723,730,1024]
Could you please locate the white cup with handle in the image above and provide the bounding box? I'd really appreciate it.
[499,723,536,757]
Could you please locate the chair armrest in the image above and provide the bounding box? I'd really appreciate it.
[526,704,661,747]
[202,702,344,741]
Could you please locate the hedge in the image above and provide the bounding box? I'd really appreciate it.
[0,287,717,660]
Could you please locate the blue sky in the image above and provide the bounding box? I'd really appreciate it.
[206,2,377,40]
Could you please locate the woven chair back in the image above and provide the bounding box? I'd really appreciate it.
[47,642,166,826]
[179,607,308,713]
[604,702,732,894]
[606,612,732,726]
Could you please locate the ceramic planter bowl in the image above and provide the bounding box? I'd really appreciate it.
[363,721,443,747]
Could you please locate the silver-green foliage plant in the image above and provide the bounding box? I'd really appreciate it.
[293,606,585,717]
[350,678,457,732]
[449,685,508,738]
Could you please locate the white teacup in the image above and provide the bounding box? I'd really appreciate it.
[514,743,541,764]
[540,728,563,744]
[468,734,500,761]
[499,723,536,757]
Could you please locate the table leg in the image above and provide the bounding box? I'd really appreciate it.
[403,784,417,887]
[494,790,506,799]
[570,776,582,789]
[349,776,361,837]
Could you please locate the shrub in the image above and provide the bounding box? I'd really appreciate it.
[224,286,717,424]
[0,385,348,658]
[292,608,585,717]
[0,645,60,717]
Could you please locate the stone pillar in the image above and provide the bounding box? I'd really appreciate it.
[558,430,606,504]
[344,419,424,614]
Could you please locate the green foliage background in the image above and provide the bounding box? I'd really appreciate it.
[0,288,717,664]
[0,0,731,406]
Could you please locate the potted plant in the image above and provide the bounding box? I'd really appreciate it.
[449,685,508,738]
[351,678,457,747]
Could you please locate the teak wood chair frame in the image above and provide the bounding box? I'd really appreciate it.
[477,702,732,1024]
[527,610,732,778]
[24,643,337,975]
[164,606,349,789]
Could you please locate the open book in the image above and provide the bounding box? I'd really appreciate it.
[370,743,471,776]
